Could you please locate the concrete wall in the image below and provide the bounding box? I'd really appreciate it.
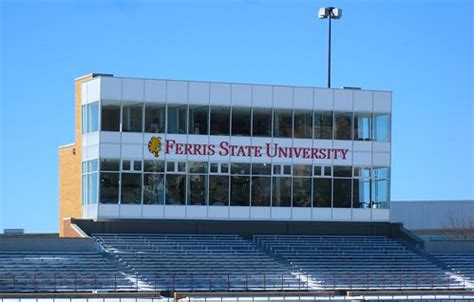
[0,236,96,252]
[390,200,474,231]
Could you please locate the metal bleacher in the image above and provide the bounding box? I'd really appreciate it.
[0,251,136,292]
[253,235,467,290]
[94,233,302,291]
[431,253,474,285]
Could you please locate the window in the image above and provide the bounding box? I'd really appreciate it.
[313,178,332,207]
[272,177,291,207]
[188,161,208,174]
[81,102,99,134]
[144,160,165,173]
[231,108,251,136]
[122,103,143,132]
[252,108,272,137]
[165,174,186,205]
[87,173,98,204]
[188,174,207,205]
[251,163,271,175]
[209,175,229,205]
[273,109,293,138]
[373,114,390,142]
[100,159,120,171]
[231,176,250,206]
[372,179,389,209]
[188,106,209,135]
[231,163,251,175]
[333,178,351,208]
[210,107,230,135]
[353,179,370,208]
[121,173,142,204]
[143,174,164,204]
[334,166,352,177]
[293,165,312,176]
[292,177,311,207]
[101,103,121,132]
[251,177,271,206]
[335,112,352,140]
[314,111,333,139]
[145,104,165,133]
[100,172,119,204]
[167,105,187,134]
[354,113,372,141]
[294,111,312,139]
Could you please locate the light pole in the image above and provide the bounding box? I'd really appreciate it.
[318,7,342,88]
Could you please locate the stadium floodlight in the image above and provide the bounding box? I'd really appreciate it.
[318,7,342,88]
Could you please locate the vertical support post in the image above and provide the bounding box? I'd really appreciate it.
[327,15,332,88]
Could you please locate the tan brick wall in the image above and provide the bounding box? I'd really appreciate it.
[59,75,93,237]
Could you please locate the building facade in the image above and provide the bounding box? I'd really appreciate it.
[59,74,392,234]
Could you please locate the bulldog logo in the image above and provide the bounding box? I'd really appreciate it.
[148,136,163,158]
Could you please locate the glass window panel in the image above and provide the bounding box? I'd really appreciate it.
[252,108,272,137]
[210,163,218,173]
[251,177,271,206]
[231,107,251,136]
[354,113,372,141]
[100,172,119,204]
[188,106,209,135]
[188,174,207,205]
[231,176,250,206]
[372,179,389,209]
[272,177,291,207]
[313,178,332,207]
[87,172,98,204]
[314,111,333,139]
[333,178,352,208]
[283,165,292,175]
[273,165,281,175]
[82,161,87,173]
[165,174,186,205]
[374,114,390,142]
[323,166,332,176]
[251,163,271,175]
[273,109,293,138]
[293,164,312,176]
[144,160,165,173]
[166,161,175,172]
[353,179,370,208]
[188,161,208,174]
[100,159,120,171]
[374,167,389,179]
[167,105,187,134]
[294,111,312,139]
[82,175,87,205]
[122,160,131,171]
[335,112,352,140]
[210,107,230,135]
[82,105,87,134]
[178,162,186,172]
[101,103,121,132]
[334,166,352,177]
[143,174,164,205]
[88,102,99,133]
[121,173,142,204]
[145,104,165,133]
[221,163,229,173]
[292,177,311,207]
[134,161,142,171]
[88,160,98,172]
[209,175,229,206]
[362,167,371,178]
[122,103,143,132]
[313,166,322,176]
[231,163,251,175]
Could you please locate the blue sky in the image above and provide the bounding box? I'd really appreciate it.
[0,0,472,233]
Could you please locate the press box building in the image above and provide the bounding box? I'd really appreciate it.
[58,73,392,236]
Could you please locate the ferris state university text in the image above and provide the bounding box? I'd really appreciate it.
[163,139,349,160]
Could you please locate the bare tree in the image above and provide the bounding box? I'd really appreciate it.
[442,215,474,240]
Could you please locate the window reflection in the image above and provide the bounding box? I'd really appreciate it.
[165,174,186,205]
[354,113,371,141]
[101,103,120,132]
[188,174,207,205]
[313,178,332,207]
[294,111,312,139]
[100,172,119,204]
[273,109,293,138]
[293,177,311,207]
[251,177,271,206]
[167,105,187,134]
[333,178,351,208]
[335,112,352,140]
[143,174,164,204]
[314,111,333,139]
[189,106,209,135]
[252,109,272,137]
[122,103,143,132]
[272,177,291,207]
[210,107,230,135]
[374,114,390,142]
[209,175,229,205]
[231,176,250,206]
[232,108,251,136]
[121,173,142,204]
[145,104,165,133]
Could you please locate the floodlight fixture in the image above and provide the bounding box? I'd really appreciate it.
[318,7,342,88]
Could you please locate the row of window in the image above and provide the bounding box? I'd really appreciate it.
[82,160,389,209]
[82,102,390,141]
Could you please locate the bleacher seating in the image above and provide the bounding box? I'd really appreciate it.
[0,251,135,292]
[94,234,303,291]
[254,235,465,290]
[431,253,474,285]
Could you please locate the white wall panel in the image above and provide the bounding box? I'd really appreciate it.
[122,78,144,101]
[250,207,271,220]
[231,84,252,107]
[98,204,120,218]
[186,206,207,219]
[273,86,293,109]
[120,205,141,218]
[122,133,143,144]
[271,207,291,220]
[252,85,272,108]
[373,91,392,113]
[87,145,99,160]
[167,81,188,104]
[352,209,371,221]
[100,143,121,158]
[164,205,186,218]
[81,82,88,105]
[100,77,122,101]
[312,208,331,220]
[332,208,352,220]
[313,88,333,110]
[372,209,390,221]
[353,141,371,152]
[229,207,250,219]
[353,90,373,112]
[372,152,390,166]
[293,87,313,110]
[142,205,164,218]
[208,206,229,219]
[292,208,311,220]
[372,142,391,153]
[121,144,143,159]
[189,82,209,105]
[100,132,121,144]
[144,80,166,103]
[334,89,353,111]
[353,152,372,166]
[86,78,101,103]
[210,83,231,106]
[86,132,100,146]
